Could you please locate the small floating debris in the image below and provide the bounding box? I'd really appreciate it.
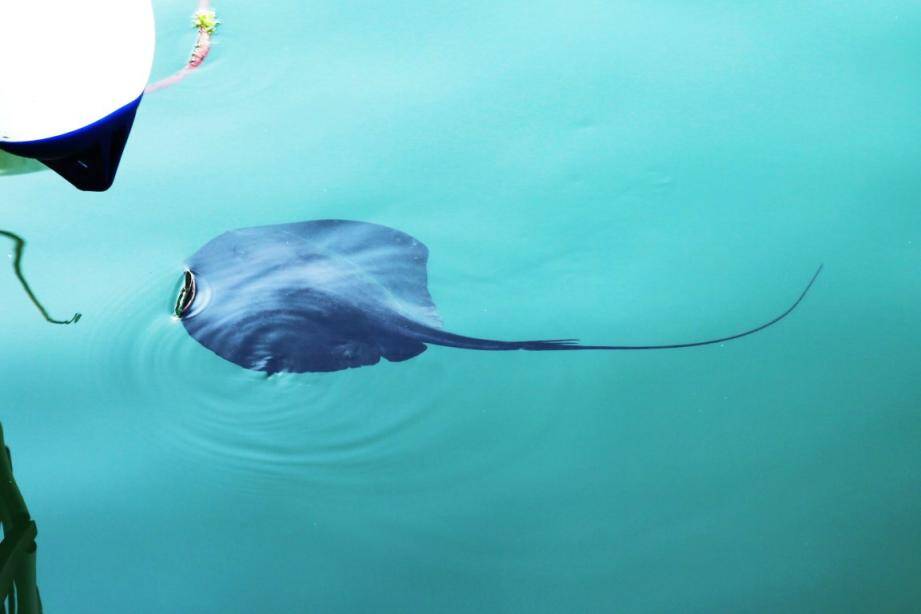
[190,8,221,67]
[146,4,222,93]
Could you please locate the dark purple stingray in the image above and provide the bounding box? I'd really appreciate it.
[177,220,821,374]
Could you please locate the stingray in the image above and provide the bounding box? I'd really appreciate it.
[177,220,822,374]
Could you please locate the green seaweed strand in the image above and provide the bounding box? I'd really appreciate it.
[0,230,80,325]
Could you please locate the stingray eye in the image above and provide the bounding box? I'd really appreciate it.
[174,270,196,317]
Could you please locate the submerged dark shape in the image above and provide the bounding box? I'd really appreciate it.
[179,220,821,374]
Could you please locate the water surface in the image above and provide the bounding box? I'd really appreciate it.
[2,1,920,611]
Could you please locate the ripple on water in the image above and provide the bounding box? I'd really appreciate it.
[86,264,566,501]
[88,268,441,494]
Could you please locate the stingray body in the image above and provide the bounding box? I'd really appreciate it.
[179,220,821,374]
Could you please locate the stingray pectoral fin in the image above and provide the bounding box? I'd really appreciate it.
[410,265,822,352]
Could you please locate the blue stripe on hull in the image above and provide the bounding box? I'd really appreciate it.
[0,95,143,191]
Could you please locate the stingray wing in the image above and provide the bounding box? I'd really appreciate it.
[267,219,444,328]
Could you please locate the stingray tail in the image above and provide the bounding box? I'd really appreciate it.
[410,330,586,351]
[412,265,822,352]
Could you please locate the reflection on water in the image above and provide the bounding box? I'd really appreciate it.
[1,230,81,324]
[0,151,45,177]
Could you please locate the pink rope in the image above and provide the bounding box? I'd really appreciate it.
[145,0,216,94]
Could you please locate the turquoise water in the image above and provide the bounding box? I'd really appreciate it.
[3,1,921,611]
